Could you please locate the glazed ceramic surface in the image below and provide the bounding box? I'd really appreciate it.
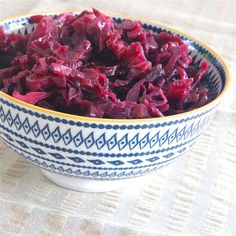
[0,13,230,191]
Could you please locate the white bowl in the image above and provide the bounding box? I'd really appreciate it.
[0,12,230,192]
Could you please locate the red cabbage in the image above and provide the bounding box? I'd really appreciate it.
[0,9,213,119]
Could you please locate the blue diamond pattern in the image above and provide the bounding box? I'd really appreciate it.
[49,164,56,170]
[168,129,177,144]
[67,156,85,163]
[92,171,99,177]
[184,124,193,139]
[74,169,81,175]
[84,132,95,148]
[88,159,105,165]
[0,106,5,122]
[95,133,106,150]
[83,171,90,176]
[31,147,46,155]
[109,172,117,178]
[6,111,13,127]
[149,132,159,148]
[62,129,72,145]
[100,172,108,177]
[33,159,40,165]
[41,162,47,167]
[139,133,149,149]
[128,159,143,165]
[52,127,61,143]
[159,131,168,146]
[129,134,139,150]
[108,160,124,166]
[66,168,73,174]
[143,169,149,175]
[73,131,83,147]
[118,134,128,150]
[49,152,65,159]
[15,140,29,149]
[107,134,117,150]
[126,171,134,176]
[146,156,160,162]
[117,171,125,177]
[177,127,185,141]
[13,114,21,130]
[22,118,31,134]
[42,124,51,141]
[134,170,142,176]
[57,167,64,172]
[3,133,14,141]
[193,121,200,134]
[32,121,40,138]
[163,152,174,158]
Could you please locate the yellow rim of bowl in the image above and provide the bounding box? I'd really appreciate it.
[0,10,231,123]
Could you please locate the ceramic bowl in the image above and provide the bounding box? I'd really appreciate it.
[0,12,230,192]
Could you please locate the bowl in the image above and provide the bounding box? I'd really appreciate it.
[0,12,230,192]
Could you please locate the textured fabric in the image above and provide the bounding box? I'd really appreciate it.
[0,0,236,235]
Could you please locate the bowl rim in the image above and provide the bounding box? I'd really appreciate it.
[0,10,232,123]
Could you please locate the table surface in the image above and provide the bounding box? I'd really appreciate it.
[0,0,236,235]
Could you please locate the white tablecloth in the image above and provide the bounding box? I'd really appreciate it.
[0,0,236,235]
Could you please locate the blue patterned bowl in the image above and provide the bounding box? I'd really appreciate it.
[0,12,230,192]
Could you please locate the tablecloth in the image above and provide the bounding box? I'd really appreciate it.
[0,0,236,235]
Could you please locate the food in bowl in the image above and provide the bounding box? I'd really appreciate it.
[0,9,214,119]
[0,10,230,192]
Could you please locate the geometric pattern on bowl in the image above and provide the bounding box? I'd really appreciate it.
[0,95,215,179]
